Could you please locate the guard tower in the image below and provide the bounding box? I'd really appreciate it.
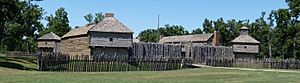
[230,26,260,59]
[37,32,61,52]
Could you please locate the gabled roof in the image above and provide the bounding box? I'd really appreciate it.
[240,26,249,30]
[61,24,95,39]
[37,32,61,41]
[89,14,133,33]
[230,35,260,44]
[159,33,213,43]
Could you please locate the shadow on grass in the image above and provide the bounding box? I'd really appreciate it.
[185,65,201,68]
[6,57,37,64]
[0,62,37,70]
[0,56,37,70]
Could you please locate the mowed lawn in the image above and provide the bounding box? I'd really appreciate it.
[0,67,299,83]
[0,54,300,83]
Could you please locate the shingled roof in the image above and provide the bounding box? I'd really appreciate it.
[61,24,95,39]
[89,13,133,33]
[231,26,260,44]
[159,33,213,43]
[37,32,61,41]
[230,35,260,44]
[240,26,249,30]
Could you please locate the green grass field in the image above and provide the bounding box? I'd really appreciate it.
[0,54,300,83]
[1,67,300,83]
[0,67,300,83]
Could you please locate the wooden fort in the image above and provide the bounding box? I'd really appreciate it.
[230,26,260,59]
[37,13,133,56]
[37,32,61,53]
[37,14,260,59]
[89,13,133,56]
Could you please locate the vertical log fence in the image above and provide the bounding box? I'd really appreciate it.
[38,42,183,72]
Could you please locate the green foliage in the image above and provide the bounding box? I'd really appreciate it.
[0,0,44,52]
[43,7,71,37]
[158,24,190,36]
[191,28,203,34]
[138,29,160,42]
[286,0,300,19]
[84,13,93,24]
[268,0,300,59]
[74,26,80,29]
[202,18,249,46]
[138,24,190,42]
[84,12,104,24]
[272,9,293,58]
[249,12,272,58]
[94,12,105,23]
[203,18,214,33]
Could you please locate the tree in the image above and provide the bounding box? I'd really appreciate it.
[75,26,80,29]
[158,24,189,36]
[44,7,71,37]
[202,18,249,46]
[0,0,44,52]
[249,12,272,58]
[203,18,214,33]
[84,12,104,24]
[84,13,93,24]
[138,24,190,42]
[286,0,300,21]
[191,28,203,34]
[94,12,104,23]
[213,18,229,45]
[271,9,292,58]
[138,29,160,42]
[286,0,300,59]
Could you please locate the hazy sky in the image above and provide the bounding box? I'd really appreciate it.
[35,0,288,37]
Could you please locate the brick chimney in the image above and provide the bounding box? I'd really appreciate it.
[212,31,220,46]
[105,13,114,17]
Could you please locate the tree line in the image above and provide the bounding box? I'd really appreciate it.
[1,0,300,59]
[138,0,300,59]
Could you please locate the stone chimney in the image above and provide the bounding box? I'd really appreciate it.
[105,13,114,17]
[240,26,249,35]
[212,31,220,46]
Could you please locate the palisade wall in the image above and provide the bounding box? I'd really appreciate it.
[192,46,234,64]
[38,43,183,72]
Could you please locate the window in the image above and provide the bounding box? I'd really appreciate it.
[109,38,113,41]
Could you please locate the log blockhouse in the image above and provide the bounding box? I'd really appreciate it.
[89,13,133,56]
[37,32,61,53]
[230,26,260,59]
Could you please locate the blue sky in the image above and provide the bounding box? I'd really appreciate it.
[35,0,288,37]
